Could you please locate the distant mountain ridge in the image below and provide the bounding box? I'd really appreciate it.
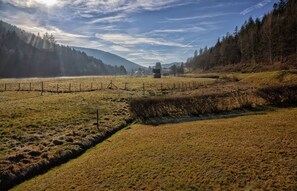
[162,62,182,68]
[72,47,145,72]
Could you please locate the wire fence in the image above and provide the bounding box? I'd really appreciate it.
[0,80,209,96]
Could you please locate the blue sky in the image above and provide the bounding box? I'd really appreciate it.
[0,0,278,66]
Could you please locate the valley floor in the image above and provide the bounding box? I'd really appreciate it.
[12,107,297,191]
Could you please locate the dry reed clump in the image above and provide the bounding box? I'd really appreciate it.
[129,84,297,121]
[257,84,297,105]
[129,90,261,121]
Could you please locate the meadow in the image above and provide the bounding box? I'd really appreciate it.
[0,75,216,189]
[0,70,296,190]
[11,107,297,191]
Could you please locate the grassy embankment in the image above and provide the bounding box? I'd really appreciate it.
[12,107,297,191]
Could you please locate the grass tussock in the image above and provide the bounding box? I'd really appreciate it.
[129,90,261,121]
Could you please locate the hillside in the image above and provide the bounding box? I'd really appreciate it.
[0,21,127,78]
[186,0,297,72]
[72,47,144,72]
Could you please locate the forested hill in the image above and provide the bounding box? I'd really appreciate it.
[72,47,144,73]
[0,21,127,78]
[186,0,296,72]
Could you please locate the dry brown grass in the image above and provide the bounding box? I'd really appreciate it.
[11,107,297,191]
[257,84,297,105]
[0,75,217,189]
[0,75,216,96]
[1,71,297,189]
[129,70,297,121]
[0,91,130,189]
[129,90,262,121]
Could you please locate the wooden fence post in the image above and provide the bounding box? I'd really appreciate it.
[96,109,99,131]
[142,83,145,95]
[124,82,127,90]
[41,82,44,95]
[29,83,31,91]
[18,83,21,91]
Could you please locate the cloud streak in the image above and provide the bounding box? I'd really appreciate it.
[240,0,271,15]
[150,27,206,34]
[87,14,128,24]
[3,0,190,15]
[95,33,191,48]
[167,13,235,21]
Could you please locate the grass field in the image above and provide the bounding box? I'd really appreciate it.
[0,75,218,189]
[1,70,296,190]
[11,107,297,191]
[0,90,131,189]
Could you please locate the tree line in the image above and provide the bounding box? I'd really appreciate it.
[186,0,296,71]
[0,21,127,78]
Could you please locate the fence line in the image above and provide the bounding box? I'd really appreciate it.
[0,80,208,96]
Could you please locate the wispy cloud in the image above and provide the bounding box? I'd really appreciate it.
[110,45,131,52]
[15,23,92,46]
[87,14,128,24]
[126,50,182,65]
[95,33,191,48]
[167,13,235,22]
[183,39,199,54]
[2,0,62,8]
[150,27,206,34]
[240,0,271,15]
[3,0,189,14]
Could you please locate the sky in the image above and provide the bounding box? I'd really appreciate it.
[0,0,278,66]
